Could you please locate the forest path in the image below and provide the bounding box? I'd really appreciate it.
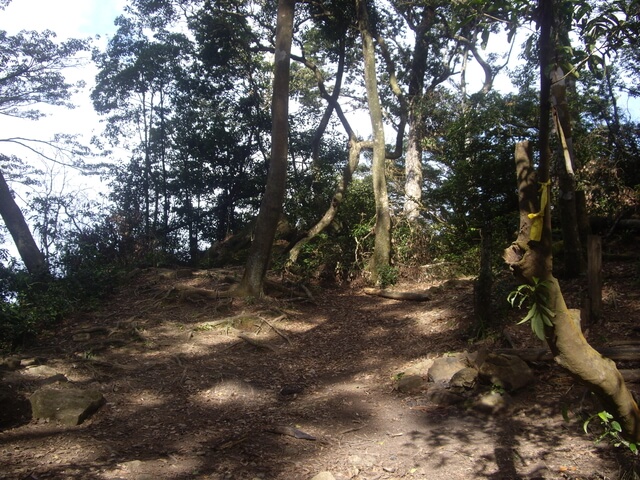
[1,266,637,479]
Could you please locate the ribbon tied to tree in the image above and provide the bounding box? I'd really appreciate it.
[527,181,550,242]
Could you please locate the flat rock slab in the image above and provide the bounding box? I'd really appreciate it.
[30,388,105,426]
[427,355,468,383]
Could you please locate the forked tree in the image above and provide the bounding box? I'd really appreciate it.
[504,0,640,442]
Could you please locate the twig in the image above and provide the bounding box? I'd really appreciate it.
[259,315,292,345]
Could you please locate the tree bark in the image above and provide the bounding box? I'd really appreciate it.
[551,66,583,277]
[402,7,433,222]
[357,0,391,284]
[404,118,424,223]
[504,141,640,443]
[287,139,367,265]
[0,169,48,276]
[237,0,294,297]
[474,223,493,331]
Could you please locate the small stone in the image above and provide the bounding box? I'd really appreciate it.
[21,357,44,367]
[425,384,465,406]
[478,353,534,391]
[449,367,478,390]
[23,365,60,379]
[473,390,510,414]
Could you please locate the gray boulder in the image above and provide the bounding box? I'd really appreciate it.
[449,367,478,390]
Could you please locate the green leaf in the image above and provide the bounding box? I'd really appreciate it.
[583,417,592,434]
[531,315,546,341]
[598,411,613,422]
[538,303,556,318]
[611,421,622,432]
[517,304,537,325]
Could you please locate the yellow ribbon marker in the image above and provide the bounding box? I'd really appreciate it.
[527,181,550,241]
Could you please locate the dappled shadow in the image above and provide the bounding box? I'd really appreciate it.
[0,387,31,430]
[0,269,627,479]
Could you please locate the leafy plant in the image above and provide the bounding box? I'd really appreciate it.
[377,265,398,288]
[583,410,638,454]
[507,277,555,341]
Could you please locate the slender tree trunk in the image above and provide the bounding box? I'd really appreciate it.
[0,169,48,276]
[551,66,583,276]
[537,0,553,259]
[474,222,493,333]
[288,139,368,265]
[357,0,390,284]
[403,8,433,222]
[404,119,423,222]
[238,0,294,297]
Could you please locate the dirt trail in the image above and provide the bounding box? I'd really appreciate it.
[1,265,638,479]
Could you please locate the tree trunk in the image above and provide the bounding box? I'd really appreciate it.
[287,139,366,265]
[0,169,48,276]
[402,8,433,222]
[357,0,390,284]
[404,119,423,222]
[504,4,640,441]
[551,66,583,277]
[237,0,294,297]
[504,141,640,443]
[474,223,493,332]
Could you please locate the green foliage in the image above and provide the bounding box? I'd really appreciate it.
[0,268,67,350]
[583,410,638,455]
[377,265,398,288]
[391,219,432,267]
[507,277,555,341]
[288,177,376,282]
[0,29,88,121]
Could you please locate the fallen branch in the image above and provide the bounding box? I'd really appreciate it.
[496,344,640,363]
[363,288,431,301]
[258,315,292,345]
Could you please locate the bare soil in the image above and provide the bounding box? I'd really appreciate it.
[1,259,639,480]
